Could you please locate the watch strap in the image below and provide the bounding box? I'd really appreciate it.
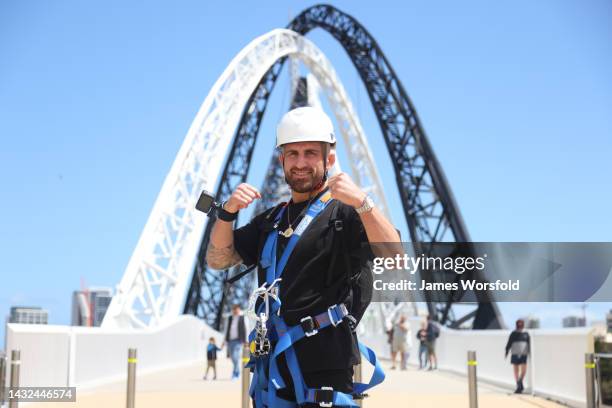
[355,195,374,214]
[217,202,238,222]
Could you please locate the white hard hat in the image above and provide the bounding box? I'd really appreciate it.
[276,106,336,148]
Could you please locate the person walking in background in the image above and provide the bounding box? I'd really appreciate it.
[505,319,530,394]
[391,315,409,370]
[425,315,439,370]
[416,322,428,369]
[386,323,394,363]
[223,304,247,379]
[402,317,412,369]
[204,337,221,380]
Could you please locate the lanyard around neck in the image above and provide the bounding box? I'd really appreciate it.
[261,191,333,285]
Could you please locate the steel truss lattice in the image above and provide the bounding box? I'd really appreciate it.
[182,59,286,329]
[104,30,371,329]
[289,5,503,329]
[106,5,503,331]
[189,5,505,330]
[183,35,394,330]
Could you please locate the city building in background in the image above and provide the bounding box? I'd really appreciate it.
[593,310,612,343]
[562,315,587,328]
[8,306,48,324]
[591,320,608,339]
[71,287,113,327]
[606,310,612,333]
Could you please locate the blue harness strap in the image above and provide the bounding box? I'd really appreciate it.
[247,192,385,407]
[261,192,333,283]
[268,304,351,392]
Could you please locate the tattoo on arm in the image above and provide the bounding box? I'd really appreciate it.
[206,242,243,270]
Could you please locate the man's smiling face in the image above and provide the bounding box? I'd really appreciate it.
[280,141,332,193]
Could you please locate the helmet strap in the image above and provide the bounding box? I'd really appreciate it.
[310,143,329,194]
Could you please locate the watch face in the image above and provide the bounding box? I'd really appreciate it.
[366,196,374,208]
[358,195,374,213]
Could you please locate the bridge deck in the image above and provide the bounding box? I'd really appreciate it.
[29,358,564,407]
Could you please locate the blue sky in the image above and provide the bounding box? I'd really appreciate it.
[1,0,611,341]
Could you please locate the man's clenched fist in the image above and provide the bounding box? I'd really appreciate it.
[328,172,366,209]
[224,183,261,213]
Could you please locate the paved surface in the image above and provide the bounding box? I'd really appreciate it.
[27,358,566,407]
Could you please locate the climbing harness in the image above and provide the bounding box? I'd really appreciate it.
[245,191,385,407]
[247,279,281,357]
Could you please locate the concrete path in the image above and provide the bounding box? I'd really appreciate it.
[27,358,566,407]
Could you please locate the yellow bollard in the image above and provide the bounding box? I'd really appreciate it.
[585,353,596,408]
[241,345,251,408]
[467,350,478,408]
[126,348,137,408]
[0,352,6,406]
[9,350,20,408]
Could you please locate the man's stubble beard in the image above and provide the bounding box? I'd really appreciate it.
[284,167,323,193]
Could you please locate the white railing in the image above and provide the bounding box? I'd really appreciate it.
[4,314,595,407]
[363,317,594,408]
[4,315,222,389]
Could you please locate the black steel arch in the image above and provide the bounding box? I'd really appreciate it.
[184,4,503,330]
[288,4,502,329]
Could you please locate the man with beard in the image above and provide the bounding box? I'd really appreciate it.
[207,106,399,407]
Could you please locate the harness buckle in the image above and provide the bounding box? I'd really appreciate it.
[333,220,343,231]
[253,336,270,357]
[327,305,342,327]
[315,387,334,407]
[252,314,271,357]
[352,392,369,400]
[300,316,319,337]
[346,314,358,332]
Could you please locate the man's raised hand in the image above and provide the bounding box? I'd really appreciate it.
[224,183,261,213]
[328,172,366,209]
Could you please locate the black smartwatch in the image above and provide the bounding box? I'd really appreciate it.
[216,202,238,222]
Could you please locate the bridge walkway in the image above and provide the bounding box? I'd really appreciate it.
[28,357,565,407]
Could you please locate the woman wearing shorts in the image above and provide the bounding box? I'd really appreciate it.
[505,319,530,393]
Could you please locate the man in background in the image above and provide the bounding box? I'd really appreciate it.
[425,315,439,370]
[391,315,410,370]
[223,304,247,379]
[416,322,429,369]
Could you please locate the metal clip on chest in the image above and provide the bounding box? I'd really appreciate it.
[253,314,271,357]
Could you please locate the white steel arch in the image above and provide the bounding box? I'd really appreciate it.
[103,29,397,329]
[292,48,390,217]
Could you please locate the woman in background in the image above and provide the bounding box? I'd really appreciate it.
[505,319,530,393]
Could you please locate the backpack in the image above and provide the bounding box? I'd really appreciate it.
[326,203,372,326]
[428,322,440,340]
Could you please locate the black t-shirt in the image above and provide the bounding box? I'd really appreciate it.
[233,190,374,372]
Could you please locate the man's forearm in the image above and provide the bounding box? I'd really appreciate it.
[207,219,242,269]
[359,207,402,258]
[207,183,260,269]
[359,207,401,243]
[327,172,400,246]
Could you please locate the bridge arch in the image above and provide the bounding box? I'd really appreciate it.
[104,5,503,331]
